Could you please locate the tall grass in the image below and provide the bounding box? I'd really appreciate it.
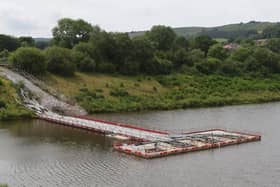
[0,78,33,120]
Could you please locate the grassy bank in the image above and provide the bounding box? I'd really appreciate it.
[0,78,33,120]
[45,72,280,113]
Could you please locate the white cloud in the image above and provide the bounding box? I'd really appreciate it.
[0,0,279,37]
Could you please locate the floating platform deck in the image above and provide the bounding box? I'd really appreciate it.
[114,129,261,159]
[38,112,261,159]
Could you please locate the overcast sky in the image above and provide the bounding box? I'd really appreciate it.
[0,0,279,37]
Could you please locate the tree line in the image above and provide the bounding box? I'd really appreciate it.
[2,18,280,77]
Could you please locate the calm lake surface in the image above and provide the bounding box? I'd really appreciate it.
[0,103,279,187]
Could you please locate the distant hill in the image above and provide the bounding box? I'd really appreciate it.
[129,21,277,39]
[34,38,51,42]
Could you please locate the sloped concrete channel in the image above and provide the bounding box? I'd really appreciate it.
[0,67,86,115]
[0,67,170,141]
[0,67,261,158]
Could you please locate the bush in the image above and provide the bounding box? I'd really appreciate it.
[230,47,251,62]
[0,100,6,108]
[208,44,229,60]
[196,58,221,74]
[9,47,46,75]
[146,56,173,74]
[110,88,129,97]
[97,62,116,73]
[73,42,95,58]
[0,49,9,59]
[45,47,76,76]
[120,60,140,75]
[220,60,241,76]
[188,49,205,65]
[78,88,104,99]
[173,48,192,67]
[79,56,96,72]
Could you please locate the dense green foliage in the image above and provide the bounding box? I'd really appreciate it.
[52,18,95,48]
[19,37,35,47]
[4,19,280,78]
[4,19,280,115]
[9,47,47,75]
[45,47,76,76]
[262,23,280,38]
[0,34,20,52]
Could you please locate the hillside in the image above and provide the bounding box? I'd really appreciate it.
[129,21,276,39]
[44,72,280,113]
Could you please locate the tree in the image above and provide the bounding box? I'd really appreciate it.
[45,47,76,76]
[172,36,189,50]
[79,56,96,72]
[252,48,280,73]
[173,48,191,67]
[90,31,117,63]
[146,25,176,51]
[0,34,20,52]
[120,60,140,75]
[262,24,280,38]
[9,47,46,75]
[35,41,50,49]
[188,49,205,65]
[74,42,95,58]
[52,18,93,48]
[19,37,35,47]
[96,62,116,73]
[208,43,228,60]
[196,57,221,74]
[230,47,251,62]
[194,35,216,55]
[220,59,241,76]
[131,36,155,73]
[0,49,9,59]
[148,56,173,74]
[113,33,133,70]
[267,39,280,53]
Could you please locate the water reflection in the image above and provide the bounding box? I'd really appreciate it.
[0,103,280,186]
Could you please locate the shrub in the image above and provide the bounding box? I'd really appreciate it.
[9,47,46,75]
[173,48,192,67]
[79,56,96,72]
[0,100,6,108]
[188,49,205,64]
[196,58,221,74]
[45,47,76,76]
[220,60,241,76]
[208,43,229,60]
[120,60,140,75]
[0,49,9,58]
[97,62,116,73]
[147,56,173,74]
[110,88,129,97]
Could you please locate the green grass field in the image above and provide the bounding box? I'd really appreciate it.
[45,72,280,113]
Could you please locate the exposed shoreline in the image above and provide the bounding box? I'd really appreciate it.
[2,72,280,120]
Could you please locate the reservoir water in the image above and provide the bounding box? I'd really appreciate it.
[0,103,279,186]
